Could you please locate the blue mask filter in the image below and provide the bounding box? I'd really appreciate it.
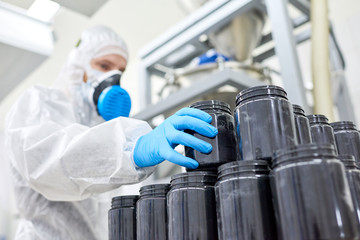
[92,71,131,121]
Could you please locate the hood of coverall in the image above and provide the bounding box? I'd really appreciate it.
[54,25,129,125]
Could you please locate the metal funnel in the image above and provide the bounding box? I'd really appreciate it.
[177,0,265,62]
[208,10,265,62]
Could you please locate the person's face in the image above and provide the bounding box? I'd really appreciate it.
[83,54,127,82]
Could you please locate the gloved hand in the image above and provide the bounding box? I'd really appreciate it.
[134,107,218,169]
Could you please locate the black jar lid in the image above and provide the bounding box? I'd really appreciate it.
[139,184,170,197]
[330,121,357,132]
[306,114,329,125]
[235,85,288,106]
[189,100,231,114]
[218,160,270,179]
[170,171,217,187]
[111,195,139,209]
[273,143,337,168]
[338,154,357,169]
[292,104,306,117]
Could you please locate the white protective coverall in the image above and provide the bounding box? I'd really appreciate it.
[5,26,154,240]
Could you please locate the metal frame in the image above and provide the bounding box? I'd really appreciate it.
[264,0,309,112]
[135,0,354,123]
[329,34,356,122]
[137,0,264,111]
[287,0,355,122]
[134,68,264,121]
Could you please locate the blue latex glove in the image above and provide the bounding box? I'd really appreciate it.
[134,107,218,169]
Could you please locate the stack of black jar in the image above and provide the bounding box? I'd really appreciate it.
[168,100,237,240]
[109,85,360,240]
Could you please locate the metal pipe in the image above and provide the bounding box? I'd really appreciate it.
[311,0,334,121]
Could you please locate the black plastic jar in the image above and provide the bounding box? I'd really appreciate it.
[109,195,138,240]
[185,100,237,172]
[271,144,359,240]
[292,104,312,144]
[168,171,218,240]
[234,85,297,161]
[338,155,360,229]
[137,184,170,240]
[331,121,360,163]
[215,160,277,240]
[307,114,337,152]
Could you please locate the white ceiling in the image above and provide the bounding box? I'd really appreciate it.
[0,2,54,102]
[0,0,34,9]
[0,0,110,102]
[0,42,46,101]
[0,0,188,130]
[0,0,109,16]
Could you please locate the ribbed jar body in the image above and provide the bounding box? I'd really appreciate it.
[307,115,337,152]
[215,160,277,240]
[185,100,237,172]
[167,171,218,240]
[137,184,170,240]
[234,85,297,161]
[339,155,360,229]
[292,104,312,144]
[271,144,359,240]
[331,121,360,163]
[108,195,138,240]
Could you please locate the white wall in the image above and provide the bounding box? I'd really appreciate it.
[0,0,186,127]
[0,1,186,239]
[329,0,360,123]
[1,0,358,127]
[0,0,359,127]
[0,133,17,240]
[0,0,360,239]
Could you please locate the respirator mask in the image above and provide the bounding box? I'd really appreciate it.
[85,69,131,121]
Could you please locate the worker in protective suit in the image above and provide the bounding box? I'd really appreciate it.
[5,25,217,240]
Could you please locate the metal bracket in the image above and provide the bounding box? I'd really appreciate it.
[133,68,264,121]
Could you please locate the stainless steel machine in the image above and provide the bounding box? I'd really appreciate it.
[134,0,355,178]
